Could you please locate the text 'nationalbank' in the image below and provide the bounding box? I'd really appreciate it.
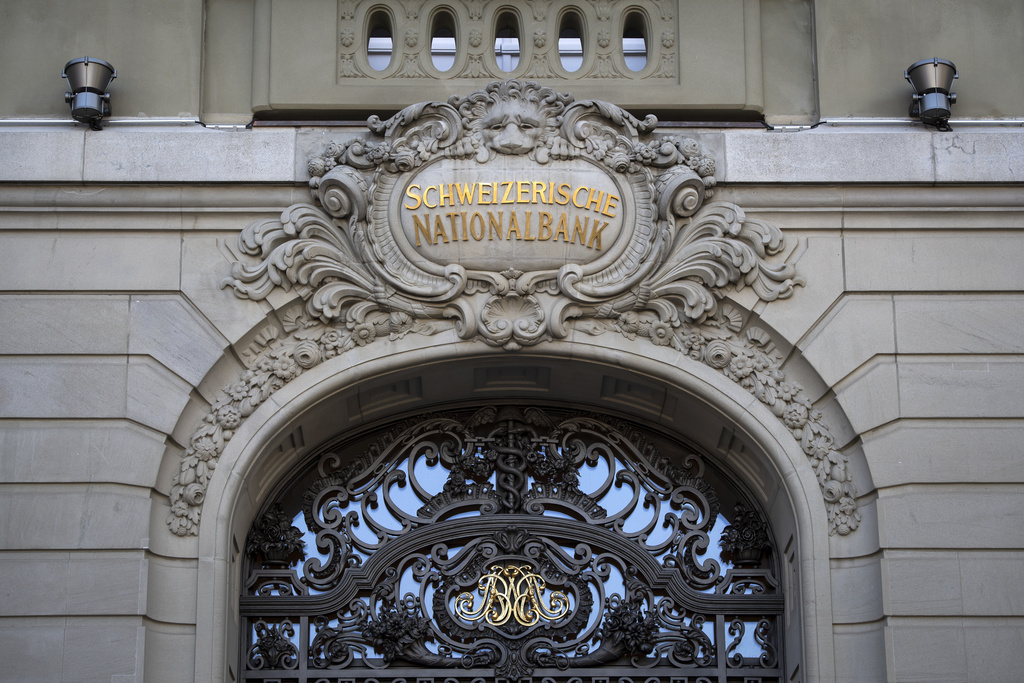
[403,180,619,250]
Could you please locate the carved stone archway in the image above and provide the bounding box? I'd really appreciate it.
[153,80,875,682]
[179,335,844,682]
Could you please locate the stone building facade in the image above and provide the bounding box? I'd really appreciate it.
[0,2,1022,682]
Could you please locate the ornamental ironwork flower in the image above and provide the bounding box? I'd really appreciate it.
[719,504,771,566]
[245,503,306,568]
[363,608,431,664]
[249,621,298,669]
[602,599,658,656]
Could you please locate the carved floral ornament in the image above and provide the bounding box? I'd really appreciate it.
[166,80,861,538]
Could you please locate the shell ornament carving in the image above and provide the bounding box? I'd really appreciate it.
[166,80,860,539]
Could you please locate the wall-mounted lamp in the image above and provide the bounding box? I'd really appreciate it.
[905,58,958,131]
[62,57,116,130]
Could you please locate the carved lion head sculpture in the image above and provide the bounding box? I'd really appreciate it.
[455,79,573,163]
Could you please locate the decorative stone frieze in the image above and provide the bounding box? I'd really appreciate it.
[166,81,861,538]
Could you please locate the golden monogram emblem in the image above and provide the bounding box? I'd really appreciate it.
[455,564,570,627]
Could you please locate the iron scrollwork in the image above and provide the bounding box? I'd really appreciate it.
[240,406,786,682]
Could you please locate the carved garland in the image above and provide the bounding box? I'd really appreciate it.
[166,80,860,538]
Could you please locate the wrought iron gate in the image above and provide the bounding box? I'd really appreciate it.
[240,406,784,683]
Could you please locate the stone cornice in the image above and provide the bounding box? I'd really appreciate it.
[1,125,1022,184]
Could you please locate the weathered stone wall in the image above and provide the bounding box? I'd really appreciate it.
[0,121,1022,681]
[1,3,1022,681]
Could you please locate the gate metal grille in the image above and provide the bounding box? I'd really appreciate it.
[240,407,784,683]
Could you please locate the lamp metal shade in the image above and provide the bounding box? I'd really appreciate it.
[905,58,958,128]
[62,57,116,94]
[905,58,957,95]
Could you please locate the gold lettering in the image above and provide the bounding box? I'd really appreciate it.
[572,186,589,208]
[413,213,432,246]
[501,181,515,204]
[456,183,476,205]
[455,565,569,627]
[538,212,553,240]
[553,213,570,242]
[517,180,531,204]
[531,181,547,204]
[587,221,608,250]
[507,212,524,240]
[406,181,615,248]
[404,184,422,210]
[470,212,485,240]
[423,185,439,209]
[445,212,460,239]
[601,193,619,218]
[572,215,589,244]
[488,211,504,240]
[556,183,571,205]
[433,214,449,243]
[522,211,534,240]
